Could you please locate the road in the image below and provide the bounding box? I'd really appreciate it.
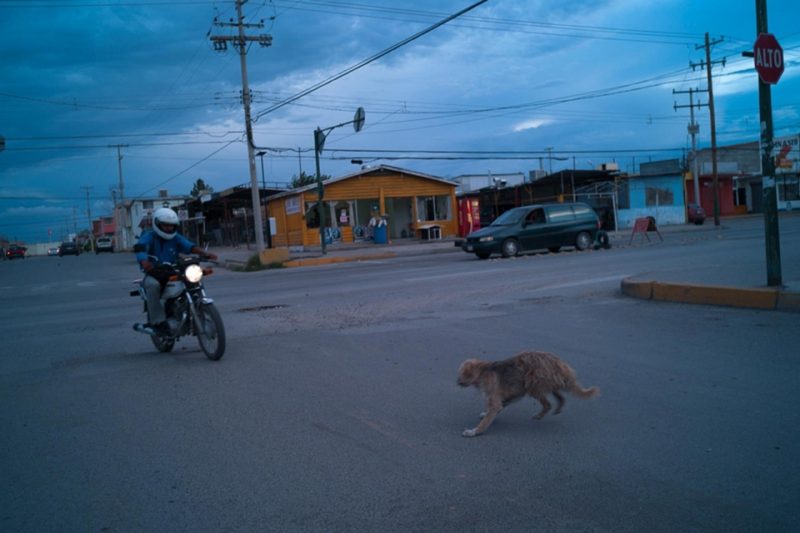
[1,216,799,532]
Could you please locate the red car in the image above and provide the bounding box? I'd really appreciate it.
[5,245,26,260]
[687,204,706,225]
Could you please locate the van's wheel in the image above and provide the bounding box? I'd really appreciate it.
[575,232,592,251]
[501,238,520,258]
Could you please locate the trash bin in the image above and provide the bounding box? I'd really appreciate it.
[373,224,388,244]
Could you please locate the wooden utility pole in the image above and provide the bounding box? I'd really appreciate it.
[81,186,95,253]
[692,34,726,226]
[673,87,707,208]
[110,144,128,250]
[755,0,782,286]
[210,0,272,253]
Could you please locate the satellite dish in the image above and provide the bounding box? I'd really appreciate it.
[353,107,365,133]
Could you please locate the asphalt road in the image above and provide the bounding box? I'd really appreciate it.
[1,217,798,532]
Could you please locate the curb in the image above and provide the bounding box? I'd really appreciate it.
[284,252,397,268]
[620,278,800,313]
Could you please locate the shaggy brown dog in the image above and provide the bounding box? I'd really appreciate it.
[457,351,599,437]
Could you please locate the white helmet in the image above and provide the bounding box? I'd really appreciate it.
[152,207,179,240]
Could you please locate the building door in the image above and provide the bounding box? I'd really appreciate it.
[386,197,413,239]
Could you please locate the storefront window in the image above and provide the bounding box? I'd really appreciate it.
[416,195,451,221]
[334,201,351,226]
[305,202,320,229]
[645,187,674,206]
[305,201,332,228]
[778,175,799,201]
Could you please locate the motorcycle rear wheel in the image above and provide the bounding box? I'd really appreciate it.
[195,303,226,361]
[151,334,175,353]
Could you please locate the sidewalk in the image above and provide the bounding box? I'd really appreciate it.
[211,218,800,313]
[614,216,800,313]
[213,237,460,269]
[212,219,714,267]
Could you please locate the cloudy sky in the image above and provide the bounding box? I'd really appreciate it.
[1,0,798,244]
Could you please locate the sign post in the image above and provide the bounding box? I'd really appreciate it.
[754,2,782,286]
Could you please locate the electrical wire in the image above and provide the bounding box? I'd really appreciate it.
[252,0,489,121]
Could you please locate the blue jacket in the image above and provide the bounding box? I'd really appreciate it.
[135,230,195,267]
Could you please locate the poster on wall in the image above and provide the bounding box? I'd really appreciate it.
[285,196,301,215]
[772,134,799,174]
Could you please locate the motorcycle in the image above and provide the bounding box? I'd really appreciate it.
[131,254,226,360]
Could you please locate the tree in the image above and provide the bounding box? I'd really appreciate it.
[291,171,330,189]
[190,178,213,198]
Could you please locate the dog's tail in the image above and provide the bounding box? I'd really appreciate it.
[569,383,599,399]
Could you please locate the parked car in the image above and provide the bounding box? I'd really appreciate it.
[95,236,114,254]
[47,247,59,256]
[5,245,26,260]
[461,202,601,259]
[687,203,706,225]
[58,242,81,256]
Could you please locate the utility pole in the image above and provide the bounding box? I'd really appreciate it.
[673,87,707,209]
[110,144,128,250]
[210,0,272,254]
[81,186,95,253]
[754,0,782,286]
[692,34,726,226]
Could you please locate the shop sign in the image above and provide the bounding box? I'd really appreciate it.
[285,196,301,215]
[773,134,799,174]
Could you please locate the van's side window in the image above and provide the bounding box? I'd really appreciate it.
[526,208,546,224]
[547,205,574,222]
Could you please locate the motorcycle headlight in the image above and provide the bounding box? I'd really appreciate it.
[185,264,204,283]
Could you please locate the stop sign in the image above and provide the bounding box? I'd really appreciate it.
[754,33,784,84]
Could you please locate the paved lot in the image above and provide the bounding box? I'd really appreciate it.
[1,214,798,531]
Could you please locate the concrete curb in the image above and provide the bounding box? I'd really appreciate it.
[284,252,397,268]
[621,278,800,313]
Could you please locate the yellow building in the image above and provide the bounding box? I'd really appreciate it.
[267,165,458,248]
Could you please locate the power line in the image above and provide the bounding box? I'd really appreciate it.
[252,0,490,121]
[3,140,240,152]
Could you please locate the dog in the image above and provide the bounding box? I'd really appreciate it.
[457,351,599,437]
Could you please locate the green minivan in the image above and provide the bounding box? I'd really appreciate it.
[461,202,601,259]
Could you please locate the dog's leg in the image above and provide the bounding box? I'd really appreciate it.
[463,399,502,437]
[480,397,519,418]
[532,393,551,420]
[552,391,565,415]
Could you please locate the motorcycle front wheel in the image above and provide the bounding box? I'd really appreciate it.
[195,303,226,361]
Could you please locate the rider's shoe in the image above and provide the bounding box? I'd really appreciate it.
[133,323,155,334]
[153,322,172,337]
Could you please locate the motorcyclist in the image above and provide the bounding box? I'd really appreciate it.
[134,207,217,337]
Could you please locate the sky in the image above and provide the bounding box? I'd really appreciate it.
[1,0,799,244]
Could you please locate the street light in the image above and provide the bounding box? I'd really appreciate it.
[314,107,365,255]
[256,150,266,191]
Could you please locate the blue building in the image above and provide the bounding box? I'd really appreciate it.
[617,159,686,229]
